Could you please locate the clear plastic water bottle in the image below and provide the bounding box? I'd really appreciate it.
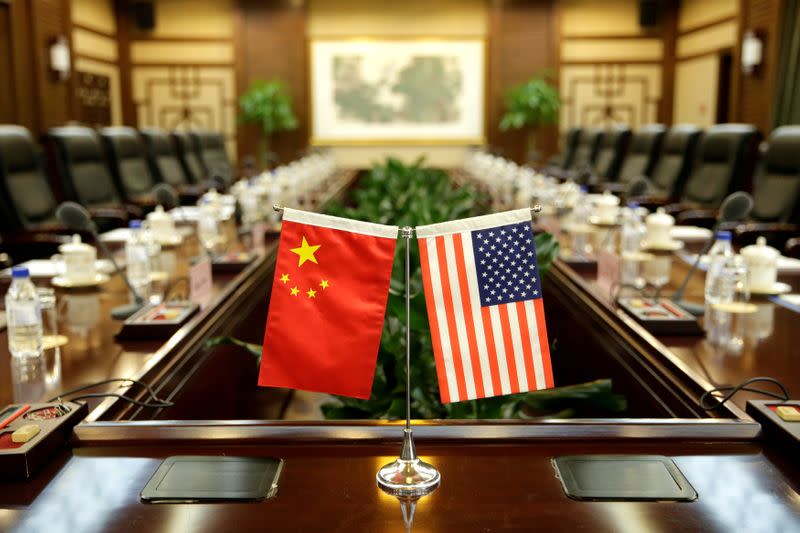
[198,198,221,254]
[126,220,151,301]
[704,231,735,307]
[570,186,592,257]
[706,254,750,350]
[620,202,646,289]
[5,267,43,359]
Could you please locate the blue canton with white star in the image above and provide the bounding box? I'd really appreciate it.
[472,221,542,307]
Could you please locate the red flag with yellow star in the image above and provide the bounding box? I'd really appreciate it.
[259,208,398,399]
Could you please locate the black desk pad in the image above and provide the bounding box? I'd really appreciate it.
[553,455,697,501]
[140,456,283,503]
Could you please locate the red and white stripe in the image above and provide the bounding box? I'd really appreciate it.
[416,209,554,403]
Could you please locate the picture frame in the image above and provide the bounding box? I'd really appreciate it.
[310,38,486,145]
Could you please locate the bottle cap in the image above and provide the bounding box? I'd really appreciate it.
[716,230,732,241]
[129,220,142,229]
[11,266,29,279]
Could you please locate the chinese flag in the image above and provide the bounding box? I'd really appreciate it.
[259,208,398,399]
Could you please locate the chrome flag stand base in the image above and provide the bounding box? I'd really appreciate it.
[376,428,441,496]
[377,227,441,497]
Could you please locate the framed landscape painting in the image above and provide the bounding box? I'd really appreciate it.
[310,39,485,144]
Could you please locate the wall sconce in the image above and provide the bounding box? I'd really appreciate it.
[49,36,71,81]
[741,30,763,76]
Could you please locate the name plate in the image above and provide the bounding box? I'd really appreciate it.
[597,249,620,296]
[190,256,213,306]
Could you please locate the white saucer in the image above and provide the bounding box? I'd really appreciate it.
[642,240,684,252]
[745,281,792,296]
[155,234,183,248]
[589,216,621,227]
[52,273,110,288]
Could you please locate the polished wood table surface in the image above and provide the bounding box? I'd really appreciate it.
[0,422,798,532]
[550,232,800,414]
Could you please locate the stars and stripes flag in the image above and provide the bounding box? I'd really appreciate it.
[416,209,554,403]
[259,208,398,399]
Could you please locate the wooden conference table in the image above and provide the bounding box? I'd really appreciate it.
[1,168,800,531]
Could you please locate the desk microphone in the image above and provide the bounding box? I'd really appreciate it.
[670,191,754,315]
[153,183,179,209]
[55,202,146,320]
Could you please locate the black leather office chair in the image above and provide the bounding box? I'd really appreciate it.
[547,127,582,170]
[100,126,157,206]
[645,125,701,201]
[593,126,631,181]
[140,127,205,203]
[0,125,86,261]
[750,126,800,223]
[194,130,234,186]
[172,131,206,184]
[679,124,759,209]
[725,126,800,250]
[617,124,666,185]
[46,126,135,225]
[0,125,60,230]
[568,128,603,171]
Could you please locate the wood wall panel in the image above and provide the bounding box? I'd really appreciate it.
[235,0,308,165]
[30,0,74,131]
[0,4,14,124]
[0,0,59,134]
[488,0,558,164]
[735,0,781,134]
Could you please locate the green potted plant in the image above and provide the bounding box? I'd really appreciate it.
[238,79,299,167]
[499,72,560,163]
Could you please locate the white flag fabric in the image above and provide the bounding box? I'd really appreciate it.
[416,209,554,403]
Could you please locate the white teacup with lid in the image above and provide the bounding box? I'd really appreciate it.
[645,207,675,246]
[59,234,96,282]
[740,236,779,292]
[146,205,175,241]
[594,191,620,222]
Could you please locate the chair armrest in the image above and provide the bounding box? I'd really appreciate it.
[733,222,800,248]
[785,237,800,259]
[0,230,72,263]
[676,209,719,228]
[630,196,669,212]
[87,206,128,223]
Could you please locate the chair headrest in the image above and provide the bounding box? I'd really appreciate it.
[628,124,666,153]
[101,127,142,159]
[48,126,103,162]
[599,127,631,148]
[701,124,757,162]
[764,126,800,173]
[0,125,37,171]
[140,128,172,154]
[663,125,701,154]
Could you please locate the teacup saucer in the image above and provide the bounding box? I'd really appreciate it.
[642,240,684,252]
[589,216,621,227]
[52,273,110,289]
[155,234,183,248]
[744,281,792,296]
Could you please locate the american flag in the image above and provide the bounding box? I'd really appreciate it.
[417,209,554,403]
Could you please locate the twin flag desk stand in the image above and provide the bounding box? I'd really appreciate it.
[261,205,553,495]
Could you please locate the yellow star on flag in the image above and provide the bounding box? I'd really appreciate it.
[320,279,330,289]
[290,236,321,267]
[306,288,317,298]
[280,273,290,284]
[290,286,300,296]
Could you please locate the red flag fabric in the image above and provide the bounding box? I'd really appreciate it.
[416,209,554,403]
[259,208,398,399]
